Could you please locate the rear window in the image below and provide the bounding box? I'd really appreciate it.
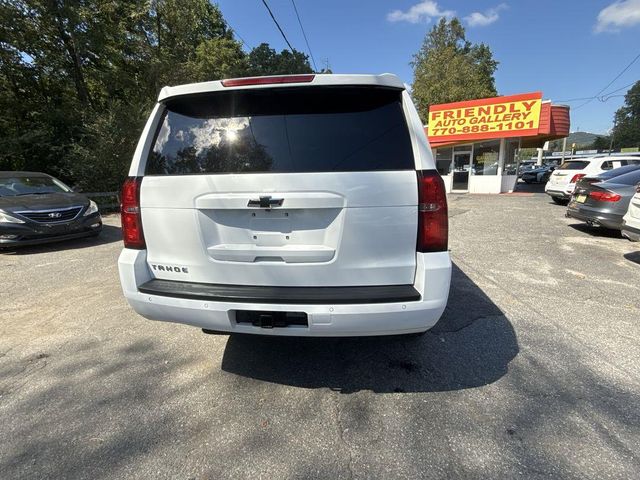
[557,161,589,170]
[146,87,414,175]
[606,169,640,186]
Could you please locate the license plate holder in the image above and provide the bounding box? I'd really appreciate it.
[235,310,308,328]
[576,194,587,203]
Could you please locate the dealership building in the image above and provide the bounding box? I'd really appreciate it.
[426,92,570,194]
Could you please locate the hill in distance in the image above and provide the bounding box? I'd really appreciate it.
[566,131,602,147]
[547,131,605,151]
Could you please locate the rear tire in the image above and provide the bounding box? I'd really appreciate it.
[552,197,569,205]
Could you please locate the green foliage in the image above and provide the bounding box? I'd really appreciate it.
[590,135,611,151]
[516,148,537,160]
[0,0,313,191]
[65,99,151,192]
[187,38,248,83]
[611,81,640,149]
[245,43,313,76]
[411,18,498,122]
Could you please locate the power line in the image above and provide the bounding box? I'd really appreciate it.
[261,0,295,52]
[229,26,249,49]
[602,80,636,96]
[600,81,638,101]
[555,96,600,103]
[556,80,639,104]
[290,0,317,71]
[573,51,640,110]
[601,93,640,101]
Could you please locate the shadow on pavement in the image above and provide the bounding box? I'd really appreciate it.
[624,251,640,265]
[221,263,518,393]
[1,224,121,255]
[567,223,623,238]
[0,337,203,479]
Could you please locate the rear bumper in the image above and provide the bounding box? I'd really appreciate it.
[621,223,640,242]
[118,249,452,336]
[545,184,574,199]
[566,204,624,230]
[137,279,421,304]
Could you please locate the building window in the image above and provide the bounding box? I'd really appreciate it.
[503,139,519,175]
[472,141,500,175]
[435,147,453,175]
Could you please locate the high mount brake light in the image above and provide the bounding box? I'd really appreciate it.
[589,190,621,202]
[417,170,448,252]
[121,177,145,249]
[570,173,586,184]
[221,75,315,87]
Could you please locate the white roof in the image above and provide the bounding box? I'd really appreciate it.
[157,73,405,102]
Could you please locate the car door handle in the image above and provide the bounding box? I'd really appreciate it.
[247,196,284,208]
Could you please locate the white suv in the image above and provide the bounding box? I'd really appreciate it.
[622,184,640,242]
[545,156,638,204]
[118,74,451,336]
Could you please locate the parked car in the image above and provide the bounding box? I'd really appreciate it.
[575,163,640,189]
[566,169,640,230]
[545,156,639,205]
[118,74,451,337]
[521,164,556,184]
[0,171,102,248]
[517,160,538,177]
[621,184,640,242]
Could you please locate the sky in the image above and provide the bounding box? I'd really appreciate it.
[216,0,640,135]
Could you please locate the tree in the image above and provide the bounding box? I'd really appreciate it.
[187,37,247,83]
[611,81,640,149]
[245,43,313,76]
[590,136,611,151]
[0,1,312,191]
[411,18,498,121]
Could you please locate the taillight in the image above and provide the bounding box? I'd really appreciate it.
[589,190,621,202]
[570,173,586,184]
[121,177,145,249]
[417,170,448,252]
[221,75,315,87]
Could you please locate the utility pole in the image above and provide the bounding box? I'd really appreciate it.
[608,118,617,155]
[561,137,567,163]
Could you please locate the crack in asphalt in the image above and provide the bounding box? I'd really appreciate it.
[430,313,506,335]
[331,394,355,480]
[0,354,49,396]
[453,255,640,387]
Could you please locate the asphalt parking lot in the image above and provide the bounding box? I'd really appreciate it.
[1,191,640,479]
